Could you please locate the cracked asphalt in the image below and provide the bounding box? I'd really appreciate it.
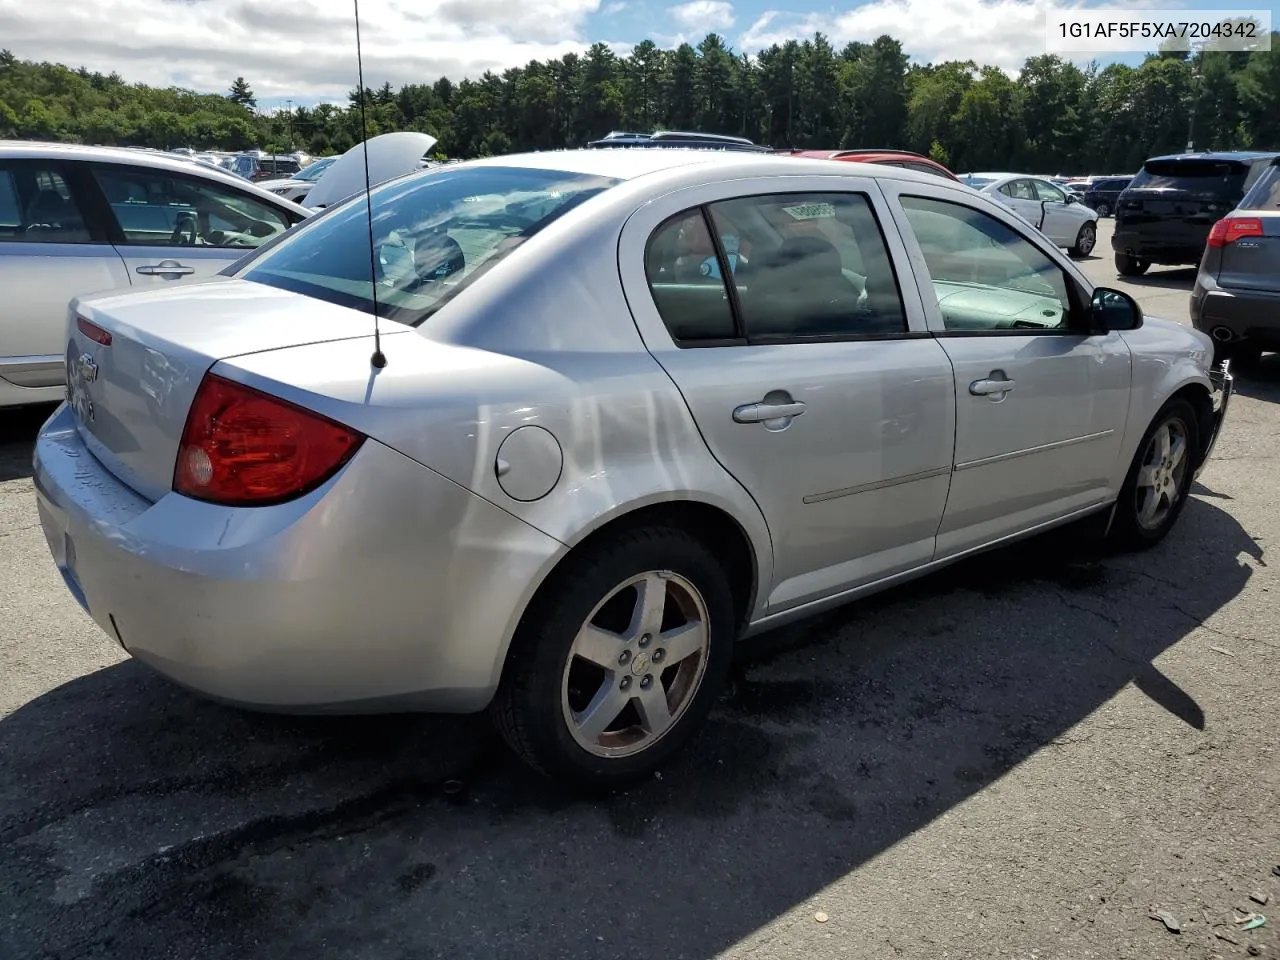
[1,221,1278,960]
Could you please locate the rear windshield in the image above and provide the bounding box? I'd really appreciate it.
[1240,163,1280,210]
[1129,159,1248,196]
[239,165,619,325]
[961,175,995,188]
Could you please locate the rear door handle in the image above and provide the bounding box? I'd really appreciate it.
[733,400,807,423]
[969,376,1015,398]
[136,261,195,277]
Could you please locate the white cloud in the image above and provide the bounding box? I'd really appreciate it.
[0,0,602,103]
[738,0,1097,73]
[602,1,627,12]
[669,0,735,31]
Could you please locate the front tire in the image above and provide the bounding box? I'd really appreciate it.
[1095,201,1111,218]
[1109,399,1198,550]
[1115,252,1149,277]
[1071,222,1097,258]
[491,525,736,790]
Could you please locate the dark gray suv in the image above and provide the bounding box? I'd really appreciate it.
[1191,156,1280,364]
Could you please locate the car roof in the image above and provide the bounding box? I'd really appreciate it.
[1145,151,1280,163]
[441,147,955,187]
[0,139,310,212]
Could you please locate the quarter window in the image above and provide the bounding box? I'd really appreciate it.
[93,166,295,249]
[899,195,1073,333]
[0,164,91,243]
[643,209,738,342]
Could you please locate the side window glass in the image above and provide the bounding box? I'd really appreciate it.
[0,164,91,243]
[1033,180,1066,202]
[94,167,293,249]
[905,161,944,177]
[899,195,1072,333]
[644,209,737,342]
[1010,180,1036,200]
[707,192,907,340]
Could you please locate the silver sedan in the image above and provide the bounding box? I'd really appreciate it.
[33,149,1231,787]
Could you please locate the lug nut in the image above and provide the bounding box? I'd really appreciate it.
[619,649,632,665]
[640,675,653,689]
[620,676,632,691]
[652,649,665,663]
[638,634,651,648]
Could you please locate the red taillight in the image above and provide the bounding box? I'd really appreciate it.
[76,316,112,345]
[174,374,365,506]
[1207,216,1264,247]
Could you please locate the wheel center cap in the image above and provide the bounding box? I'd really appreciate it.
[631,651,652,676]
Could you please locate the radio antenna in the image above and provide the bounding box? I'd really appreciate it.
[353,0,386,368]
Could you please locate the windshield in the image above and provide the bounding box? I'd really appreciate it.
[961,175,995,189]
[1129,159,1248,195]
[1241,163,1280,210]
[239,165,620,325]
[296,158,336,182]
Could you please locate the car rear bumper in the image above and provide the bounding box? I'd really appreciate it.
[1191,280,1280,345]
[33,403,565,713]
[1111,230,1204,264]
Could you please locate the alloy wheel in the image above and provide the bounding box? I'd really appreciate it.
[1134,418,1189,532]
[560,570,710,758]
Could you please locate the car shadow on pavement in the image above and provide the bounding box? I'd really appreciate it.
[1116,267,1196,290]
[0,404,57,483]
[0,493,1262,960]
[1230,353,1280,403]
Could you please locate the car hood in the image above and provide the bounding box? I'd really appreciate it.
[304,132,438,209]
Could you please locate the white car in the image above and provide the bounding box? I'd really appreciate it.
[961,172,1099,258]
[0,141,313,408]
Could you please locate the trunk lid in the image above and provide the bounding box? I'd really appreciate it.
[65,276,407,502]
[1216,211,1280,292]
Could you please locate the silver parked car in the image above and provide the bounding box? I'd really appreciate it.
[34,150,1231,787]
[961,172,1100,258]
[0,141,311,408]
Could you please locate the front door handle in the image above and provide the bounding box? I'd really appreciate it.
[969,374,1015,398]
[136,260,195,277]
[733,400,807,424]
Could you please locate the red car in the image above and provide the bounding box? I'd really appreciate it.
[777,149,961,182]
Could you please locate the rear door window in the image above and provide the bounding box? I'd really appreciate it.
[0,163,92,243]
[1241,164,1280,210]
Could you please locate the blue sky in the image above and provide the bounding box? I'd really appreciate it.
[0,0,1272,110]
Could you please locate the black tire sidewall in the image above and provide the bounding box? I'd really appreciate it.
[1112,399,1199,548]
[494,526,736,788]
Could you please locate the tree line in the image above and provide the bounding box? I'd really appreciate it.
[1,31,1278,175]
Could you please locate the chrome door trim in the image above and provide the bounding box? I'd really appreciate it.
[953,428,1115,472]
[0,355,65,387]
[803,465,952,504]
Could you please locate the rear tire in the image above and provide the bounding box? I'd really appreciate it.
[1115,252,1149,276]
[1109,399,1198,550]
[491,525,736,791]
[1071,222,1097,259]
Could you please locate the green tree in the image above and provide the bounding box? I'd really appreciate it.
[227,76,256,109]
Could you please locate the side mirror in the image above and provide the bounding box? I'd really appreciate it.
[1091,287,1143,332]
[1065,194,1077,204]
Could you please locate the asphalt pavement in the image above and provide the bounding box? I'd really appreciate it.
[1,220,1277,960]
